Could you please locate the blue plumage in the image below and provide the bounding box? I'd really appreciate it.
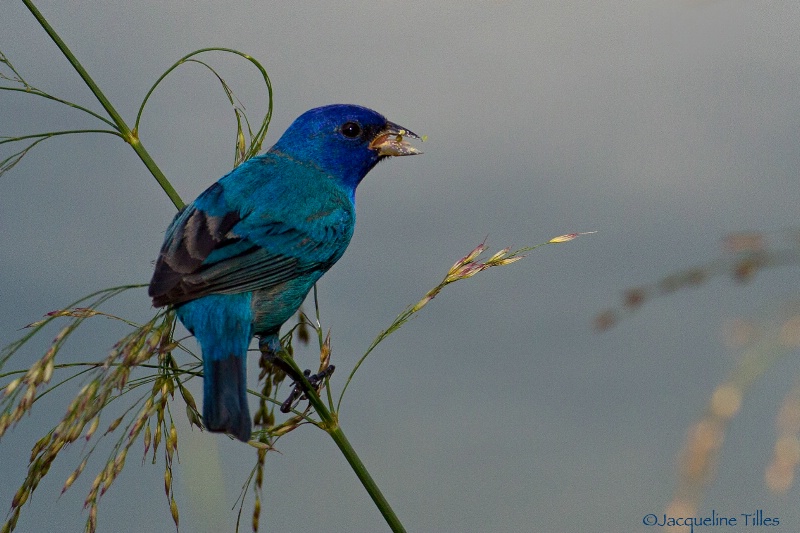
[149,105,420,441]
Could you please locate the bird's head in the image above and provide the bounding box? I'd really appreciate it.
[271,104,421,191]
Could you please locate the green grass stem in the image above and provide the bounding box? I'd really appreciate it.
[21,0,184,209]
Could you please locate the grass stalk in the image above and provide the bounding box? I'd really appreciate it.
[279,354,407,533]
[20,0,184,209]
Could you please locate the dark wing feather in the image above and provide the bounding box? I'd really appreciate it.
[149,184,352,307]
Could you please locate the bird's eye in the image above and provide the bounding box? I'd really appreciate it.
[341,122,362,139]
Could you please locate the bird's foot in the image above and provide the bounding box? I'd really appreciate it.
[280,365,336,413]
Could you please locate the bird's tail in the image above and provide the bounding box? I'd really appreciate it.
[177,295,253,442]
[203,352,251,442]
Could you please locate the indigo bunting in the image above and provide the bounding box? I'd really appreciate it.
[149,105,420,441]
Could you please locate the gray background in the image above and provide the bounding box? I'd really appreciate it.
[2,2,799,532]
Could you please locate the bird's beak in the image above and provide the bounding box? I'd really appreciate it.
[369,122,423,157]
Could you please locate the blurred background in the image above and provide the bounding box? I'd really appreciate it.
[2,2,799,531]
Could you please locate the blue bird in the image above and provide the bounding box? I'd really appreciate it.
[148,105,420,441]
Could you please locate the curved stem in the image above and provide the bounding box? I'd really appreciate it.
[280,355,407,533]
[133,47,273,165]
[21,0,184,209]
[0,129,122,144]
[0,86,118,128]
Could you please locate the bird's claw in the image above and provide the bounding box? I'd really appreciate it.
[280,365,335,413]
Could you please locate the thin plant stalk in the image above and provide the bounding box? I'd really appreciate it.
[133,48,273,168]
[278,354,407,533]
[20,0,184,209]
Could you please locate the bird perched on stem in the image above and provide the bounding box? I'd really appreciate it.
[148,104,421,441]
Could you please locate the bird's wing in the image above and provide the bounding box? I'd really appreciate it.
[148,182,352,307]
